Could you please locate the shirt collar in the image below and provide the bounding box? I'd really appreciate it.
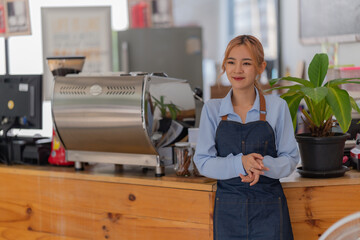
[218,87,260,117]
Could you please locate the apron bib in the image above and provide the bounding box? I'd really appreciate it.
[213,92,293,240]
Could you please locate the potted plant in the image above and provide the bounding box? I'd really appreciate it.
[152,95,180,133]
[269,53,360,177]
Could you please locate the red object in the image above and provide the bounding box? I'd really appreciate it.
[0,5,6,33]
[131,2,149,28]
[342,156,349,164]
[351,151,360,161]
[48,129,73,166]
[339,66,360,71]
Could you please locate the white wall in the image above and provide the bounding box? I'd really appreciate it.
[172,0,227,100]
[281,0,360,77]
[172,0,222,61]
[338,42,360,66]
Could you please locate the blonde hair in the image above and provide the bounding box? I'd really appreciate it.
[220,35,265,90]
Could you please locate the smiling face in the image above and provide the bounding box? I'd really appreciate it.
[225,45,261,92]
[221,35,267,92]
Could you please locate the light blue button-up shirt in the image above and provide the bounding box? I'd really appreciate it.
[194,88,300,180]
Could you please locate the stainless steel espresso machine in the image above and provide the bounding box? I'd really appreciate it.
[51,73,196,176]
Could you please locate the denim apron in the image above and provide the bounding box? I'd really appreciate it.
[213,92,293,240]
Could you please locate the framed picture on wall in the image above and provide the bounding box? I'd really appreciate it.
[300,0,360,44]
[0,0,31,37]
[41,6,113,100]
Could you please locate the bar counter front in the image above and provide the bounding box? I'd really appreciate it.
[0,164,360,240]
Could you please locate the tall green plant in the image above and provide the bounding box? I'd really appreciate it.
[269,53,360,137]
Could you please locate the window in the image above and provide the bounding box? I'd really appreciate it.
[228,0,280,80]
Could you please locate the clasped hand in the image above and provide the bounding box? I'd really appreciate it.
[239,153,269,186]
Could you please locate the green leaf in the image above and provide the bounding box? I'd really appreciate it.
[302,109,315,126]
[308,53,329,87]
[160,96,165,105]
[269,78,281,86]
[278,76,314,87]
[300,86,328,104]
[152,96,161,105]
[313,99,329,126]
[281,91,299,98]
[346,81,360,84]
[350,96,360,114]
[324,104,333,120]
[283,93,304,130]
[168,107,177,120]
[303,96,319,126]
[265,84,302,93]
[280,85,303,98]
[326,87,352,132]
[326,78,360,87]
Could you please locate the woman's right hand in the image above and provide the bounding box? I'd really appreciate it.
[240,153,269,186]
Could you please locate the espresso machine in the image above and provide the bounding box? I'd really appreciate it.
[51,72,196,176]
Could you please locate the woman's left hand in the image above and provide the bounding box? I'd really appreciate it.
[240,172,260,186]
[239,159,269,186]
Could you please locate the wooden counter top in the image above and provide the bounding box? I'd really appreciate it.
[0,163,217,192]
[1,163,360,191]
[281,167,360,188]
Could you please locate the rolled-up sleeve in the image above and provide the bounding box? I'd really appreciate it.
[194,102,246,180]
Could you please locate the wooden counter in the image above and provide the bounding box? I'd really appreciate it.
[281,169,360,240]
[0,164,216,240]
[0,164,359,239]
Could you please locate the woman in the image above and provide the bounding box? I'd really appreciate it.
[194,35,299,240]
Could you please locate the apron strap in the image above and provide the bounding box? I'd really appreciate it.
[221,89,267,121]
[259,91,267,121]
